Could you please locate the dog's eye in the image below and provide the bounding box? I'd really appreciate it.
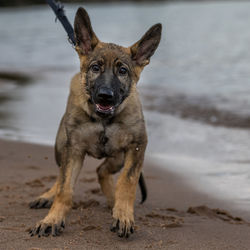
[91,64,100,73]
[118,67,128,75]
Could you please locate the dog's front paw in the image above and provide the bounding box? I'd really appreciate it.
[29,197,53,209]
[110,205,134,238]
[29,216,65,237]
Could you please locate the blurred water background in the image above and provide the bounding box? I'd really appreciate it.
[0,1,250,210]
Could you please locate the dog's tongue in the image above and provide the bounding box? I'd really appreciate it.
[96,104,112,111]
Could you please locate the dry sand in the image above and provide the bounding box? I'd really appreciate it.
[0,139,250,249]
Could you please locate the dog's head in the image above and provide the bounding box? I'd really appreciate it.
[74,7,162,117]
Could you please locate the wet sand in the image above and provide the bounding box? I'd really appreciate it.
[0,139,250,249]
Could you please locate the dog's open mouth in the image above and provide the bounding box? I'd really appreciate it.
[96,104,115,115]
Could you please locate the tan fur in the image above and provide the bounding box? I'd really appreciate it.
[29,7,161,238]
[39,179,58,200]
[112,143,147,235]
[97,152,124,208]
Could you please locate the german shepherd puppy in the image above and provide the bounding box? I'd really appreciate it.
[29,7,161,238]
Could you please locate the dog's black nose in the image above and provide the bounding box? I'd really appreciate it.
[97,87,114,102]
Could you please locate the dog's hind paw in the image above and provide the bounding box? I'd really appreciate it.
[29,198,53,209]
[29,220,65,237]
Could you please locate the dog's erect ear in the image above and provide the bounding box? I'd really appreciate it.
[74,7,99,55]
[130,23,162,66]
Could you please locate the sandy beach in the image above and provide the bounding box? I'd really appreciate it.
[0,139,250,250]
[1,2,250,249]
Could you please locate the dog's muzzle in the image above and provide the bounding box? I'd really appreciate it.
[94,87,116,115]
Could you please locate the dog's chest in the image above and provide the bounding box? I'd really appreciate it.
[80,121,129,159]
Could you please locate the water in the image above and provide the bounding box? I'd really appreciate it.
[0,2,250,210]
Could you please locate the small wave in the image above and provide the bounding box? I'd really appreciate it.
[142,90,250,129]
[0,71,32,85]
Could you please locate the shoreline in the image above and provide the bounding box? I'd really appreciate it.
[1,138,250,249]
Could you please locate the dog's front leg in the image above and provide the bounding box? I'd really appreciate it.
[110,142,146,238]
[30,148,84,237]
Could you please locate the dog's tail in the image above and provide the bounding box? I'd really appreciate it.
[139,173,147,204]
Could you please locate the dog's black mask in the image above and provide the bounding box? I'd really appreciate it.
[89,69,129,117]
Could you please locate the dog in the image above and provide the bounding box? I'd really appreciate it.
[29,7,161,238]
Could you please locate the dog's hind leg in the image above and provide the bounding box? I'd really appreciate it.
[97,152,124,208]
[29,116,66,209]
[29,179,59,209]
